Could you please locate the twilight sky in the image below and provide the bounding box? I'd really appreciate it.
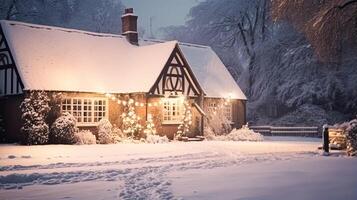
[121,0,202,38]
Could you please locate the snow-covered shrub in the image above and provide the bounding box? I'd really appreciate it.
[333,118,357,156]
[74,130,96,145]
[112,125,125,143]
[346,119,357,156]
[145,134,169,144]
[216,126,264,142]
[20,91,50,145]
[97,118,114,144]
[50,112,77,144]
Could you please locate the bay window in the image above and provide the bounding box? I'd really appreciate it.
[61,97,108,126]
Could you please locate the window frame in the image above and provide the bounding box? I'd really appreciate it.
[223,103,233,122]
[162,98,184,125]
[61,97,109,126]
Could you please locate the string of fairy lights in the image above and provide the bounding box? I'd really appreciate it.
[104,93,163,107]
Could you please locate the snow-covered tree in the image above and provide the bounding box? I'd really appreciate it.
[97,118,114,144]
[0,0,125,34]
[121,99,142,139]
[175,100,192,140]
[143,114,156,136]
[20,91,50,145]
[50,112,77,144]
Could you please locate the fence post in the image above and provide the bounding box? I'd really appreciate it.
[322,125,329,155]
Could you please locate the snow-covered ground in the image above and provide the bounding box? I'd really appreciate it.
[0,137,356,200]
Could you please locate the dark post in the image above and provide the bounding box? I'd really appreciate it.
[322,125,329,155]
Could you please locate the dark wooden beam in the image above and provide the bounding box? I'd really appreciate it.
[0,25,24,90]
[0,64,13,69]
[10,68,13,93]
[4,68,7,94]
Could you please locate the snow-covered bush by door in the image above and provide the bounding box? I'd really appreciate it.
[74,130,96,145]
[97,118,114,144]
[20,91,50,145]
[205,99,232,135]
[215,125,264,142]
[203,126,216,141]
[50,112,78,144]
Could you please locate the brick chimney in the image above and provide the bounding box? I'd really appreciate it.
[121,8,138,45]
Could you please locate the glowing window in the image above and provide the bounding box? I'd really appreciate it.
[162,98,183,124]
[61,98,108,126]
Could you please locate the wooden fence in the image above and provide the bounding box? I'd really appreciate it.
[249,126,320,137]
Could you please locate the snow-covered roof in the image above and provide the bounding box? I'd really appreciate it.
[1,20,176,94]
[141,39,246,100]
[1,20,246,100]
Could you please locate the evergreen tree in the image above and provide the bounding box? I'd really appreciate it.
[20,91,50,145]
[122,99,142,139]
[176,100,192,140]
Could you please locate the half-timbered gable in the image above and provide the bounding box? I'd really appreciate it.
[0,25,23,96]
[149,45,203,97]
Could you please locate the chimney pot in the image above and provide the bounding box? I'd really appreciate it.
[125,8,134,14]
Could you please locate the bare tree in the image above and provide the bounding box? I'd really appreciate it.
[272,0,357,64]
[211,0,269,96]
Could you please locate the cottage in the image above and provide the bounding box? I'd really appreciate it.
[0,8,246,141]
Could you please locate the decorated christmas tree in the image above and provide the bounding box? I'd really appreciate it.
[20,91,50,145]
[144,114,156,136]
[175,100,192,140]
[122,98,142,139]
